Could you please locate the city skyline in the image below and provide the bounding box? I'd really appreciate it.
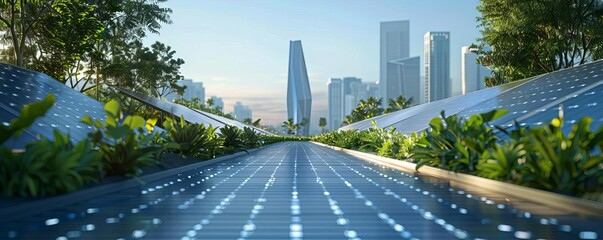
[144,0,484,128]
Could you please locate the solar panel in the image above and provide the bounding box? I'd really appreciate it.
[458,61,603,130]
[340,60,603,136]
[118,87,272,134]
[117,87,226,128]
[193,109,273,135]
[0,63,105,148]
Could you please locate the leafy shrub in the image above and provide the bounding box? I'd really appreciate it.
[411,109,507,172]
[163,116,223,159]
[219,125,245,153]
[1,130,102,197]
[241,127,261,149]
[82,100,162,176]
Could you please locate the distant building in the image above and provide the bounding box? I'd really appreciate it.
[287,40,312,136]
[233,102,252,122]
[327,78,344,130]
[343,77,362,115]
[380,20,422,105]
[166,79,205,102]
[461,46,491,94]
[424,31,450,102]
[210,96,224,113]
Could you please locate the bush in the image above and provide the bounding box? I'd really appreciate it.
[411,109,507,173]
[0,131,102,197]
[82,100,162,177]
[218,125,244,153]
[241,127,262,149]
[163,116,223,159]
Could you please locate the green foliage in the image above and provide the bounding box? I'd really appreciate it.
[174,97,235,120]
[476,0,603,85]
[163,116,223,159]
[82,99,161,176]
[0,130,102,197]
[219,125,244,154]
[0,94,55,145]
[241,127,261,149]
[411,109,507,172]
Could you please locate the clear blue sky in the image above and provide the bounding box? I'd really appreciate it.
[145,0,483,130]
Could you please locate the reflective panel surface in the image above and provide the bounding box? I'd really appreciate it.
[2,142,601,239]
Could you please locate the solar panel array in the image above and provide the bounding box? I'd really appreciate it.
[2,142,601,239]
[0,63,105,148]
[117,87,272,134]
[341,60,603,135]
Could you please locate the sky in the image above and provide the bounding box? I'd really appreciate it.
[145,0,484,132]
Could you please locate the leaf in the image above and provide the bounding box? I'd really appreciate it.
[123,115,145,130]
[480,109,508,122]
[0,94,55,144]
[104,99,120,119]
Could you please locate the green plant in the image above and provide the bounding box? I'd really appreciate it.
[163,116,223,159]
[82,99,161,177]
[0,94,55,145]
[412,109,508,172]
[241,127,261,149]
[219,125,245,153]
[0,130,102,197]
[522,116,603,195]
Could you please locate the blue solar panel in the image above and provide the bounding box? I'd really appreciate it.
[0,63,105,148]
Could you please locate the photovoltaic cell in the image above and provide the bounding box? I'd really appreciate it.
[0,63,105,148]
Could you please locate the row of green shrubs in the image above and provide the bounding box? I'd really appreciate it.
[0,95,291,197]
[313,109,603,199]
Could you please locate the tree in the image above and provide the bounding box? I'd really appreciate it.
[476,0,603,86]
[319,117,327,133]
[344,97,384,125]
[281,118,298,135]
[0,0,56,67]
[243,118,252,125]
[252,119,261,127]
[384,95,414,113]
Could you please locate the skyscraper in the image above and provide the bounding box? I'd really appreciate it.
[424,32,450,102]
[165,79,205,102]
[343,77,362,115]
[210,96,224,113]
[287,40,312,136]
[327,78,344,130]
[380,20,422,105]
[461,46,491,94]
[233,101,252,122]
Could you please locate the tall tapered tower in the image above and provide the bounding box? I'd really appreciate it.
[287,40,312,136]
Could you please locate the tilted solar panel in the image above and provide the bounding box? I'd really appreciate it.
[0,63,105,148]
[458,61,603,130]
[193,109,273,135]
[117,87,226,128]
[338,60,603,136]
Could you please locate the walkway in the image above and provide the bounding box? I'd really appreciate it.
[1,142,601,239]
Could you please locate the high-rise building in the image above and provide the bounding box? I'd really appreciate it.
[327,78,344,130]
[380,20,422,105]
[166,79,205,102]
[233,101,252,122]
[461,46,491,94]
[343,77,362,115]
[287,40,312,136]
[424,32,450,102]
[210,96,224,113]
